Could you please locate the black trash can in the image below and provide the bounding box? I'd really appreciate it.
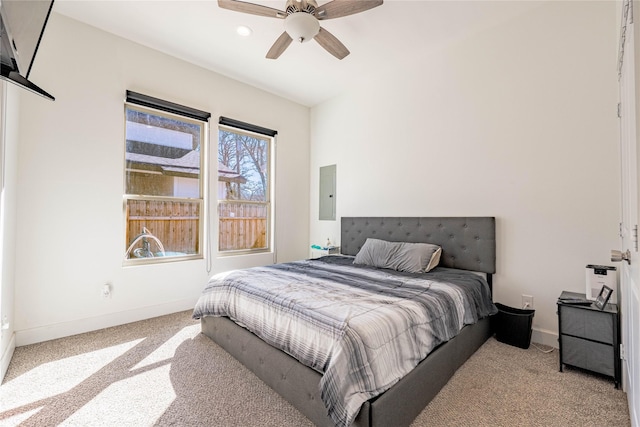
[492,303,535,349]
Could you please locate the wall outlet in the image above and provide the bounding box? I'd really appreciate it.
[522,294,533,309]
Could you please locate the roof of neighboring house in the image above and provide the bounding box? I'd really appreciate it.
[217,161,247,183]
[126,150,246,183]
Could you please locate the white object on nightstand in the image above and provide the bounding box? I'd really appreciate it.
[585,265,617,303]
[310,245,340,259]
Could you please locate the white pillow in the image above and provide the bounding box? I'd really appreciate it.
[353,238,441,273]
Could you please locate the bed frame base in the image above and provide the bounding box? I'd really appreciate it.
[201,315,491,427]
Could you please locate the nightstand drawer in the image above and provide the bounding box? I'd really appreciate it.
[560,306,613,344]
[560,335,614,377]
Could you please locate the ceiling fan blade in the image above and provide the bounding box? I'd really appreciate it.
[218,0,286,18]
[314,27,350,60]
[315,0,383,20]
[266,32,293,59]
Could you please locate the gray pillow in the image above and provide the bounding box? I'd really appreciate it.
[353,238,442,273]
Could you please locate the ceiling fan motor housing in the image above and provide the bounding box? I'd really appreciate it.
[285,0,318,15]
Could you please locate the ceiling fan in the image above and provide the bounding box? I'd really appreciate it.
[218,0,383,60]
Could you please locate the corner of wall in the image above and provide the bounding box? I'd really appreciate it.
[0,331,15,382]
[0,81,19,382]
[532,328,558,349]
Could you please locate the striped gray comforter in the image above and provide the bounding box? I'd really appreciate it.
[192,256,496,426]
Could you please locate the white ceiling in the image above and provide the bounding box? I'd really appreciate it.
[53,0,544,107]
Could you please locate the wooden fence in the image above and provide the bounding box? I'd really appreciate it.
[125,200,267,256]
[126,200,200,256]
[218,202,267,251]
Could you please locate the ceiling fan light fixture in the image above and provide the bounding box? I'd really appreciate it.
[236,25,253,37]
[284,12,319,43]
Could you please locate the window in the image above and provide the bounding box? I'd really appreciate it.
[218,118,275,254]
[124,92,210,263]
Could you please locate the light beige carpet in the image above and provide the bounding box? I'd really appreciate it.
[0,310,630,426]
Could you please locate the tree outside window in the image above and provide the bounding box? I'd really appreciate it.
[218,127,271,253]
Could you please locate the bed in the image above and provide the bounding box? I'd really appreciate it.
[194,217,496,427]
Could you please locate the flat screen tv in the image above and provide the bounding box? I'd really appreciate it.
[0,0,55,101]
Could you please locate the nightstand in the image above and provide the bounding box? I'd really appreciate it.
[310,246,340,259]
[557,291,621,388]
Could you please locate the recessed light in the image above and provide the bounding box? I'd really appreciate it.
[236,25,252,37]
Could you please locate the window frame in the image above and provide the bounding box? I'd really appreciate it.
[123,102,208,266]
[217,123,275,257]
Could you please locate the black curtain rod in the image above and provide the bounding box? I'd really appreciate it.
[126,91,211,121]
[219,116,277,137]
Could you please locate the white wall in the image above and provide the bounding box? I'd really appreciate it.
[0,82,20,379]
[13,13,310,345]
[310,1,619,346]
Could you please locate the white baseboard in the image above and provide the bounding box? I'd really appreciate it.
[531,327,558,348]
[15,298,198,347]
[1,332,16,382]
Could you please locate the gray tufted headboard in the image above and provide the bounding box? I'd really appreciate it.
[341,217,496,274]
